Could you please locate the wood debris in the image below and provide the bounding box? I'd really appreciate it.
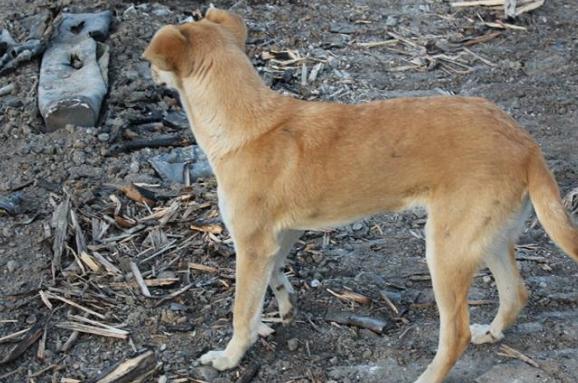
[93,350,158,383]
[56,321,129,339]
[325,310,392,334]
[327,288,371,305]
[497,344,540,368]
[451,0,545,18]
[0,320,45,364]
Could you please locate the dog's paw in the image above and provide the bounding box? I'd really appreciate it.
[199,350,239,371]
[470,324,504,345]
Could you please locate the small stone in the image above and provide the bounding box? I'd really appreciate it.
[192,366,219,381]
[362,349,372,358]
[385,16,398,27]
[287,338,299,351]
[482,275,492,284]
[128,160,140,173]
[310,279,321,288]
[6,260,18,273]
[352,223,363,231]
[97,133,110,142]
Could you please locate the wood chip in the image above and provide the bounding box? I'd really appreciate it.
[94,350,157,383]
[130,261,152,298]
[190,224,223,234]
[120,184,157,207]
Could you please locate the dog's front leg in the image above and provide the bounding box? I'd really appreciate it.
[199,229,278,370]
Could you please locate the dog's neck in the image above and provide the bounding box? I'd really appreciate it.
[176,49,287,164]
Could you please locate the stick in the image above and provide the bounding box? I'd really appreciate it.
[356,39,399,48]
[379,291,400,315]
[497,344,540,368]
[56,322,129,339]
[59,330,80,352]
[43,291,106,319]
[325,310,391,334]
[155,283,194,307]
[0,327,31,344]
[130,261,152,298]
[107,134,192,155]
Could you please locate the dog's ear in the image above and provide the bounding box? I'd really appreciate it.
[204,8,247,49]
[143,25,192,74]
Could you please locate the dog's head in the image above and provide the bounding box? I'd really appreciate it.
[142,8,247,90]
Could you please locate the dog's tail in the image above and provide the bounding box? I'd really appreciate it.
[527,149,578,262]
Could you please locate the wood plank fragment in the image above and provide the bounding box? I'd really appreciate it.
[55,322,129,339]
[92,350,157,383]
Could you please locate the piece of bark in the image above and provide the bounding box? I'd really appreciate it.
[0,320,44,364]
[51,196,70,276]
[91,350,157,383]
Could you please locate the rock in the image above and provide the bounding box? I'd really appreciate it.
[97,133,110,142]
[287,338,299,351]
[310,279,321,287]
[330,22,356,34]
[385,16,398,27]
[352,223,364,231]
[192,366,219,381]
[6,260,18,273]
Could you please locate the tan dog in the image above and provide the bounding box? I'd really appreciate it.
[143,8,578,383]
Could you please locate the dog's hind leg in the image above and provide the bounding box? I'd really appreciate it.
[268,230,302,324]
[471,199,531,344]
[415,214,480,383]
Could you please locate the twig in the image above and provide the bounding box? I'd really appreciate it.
[356,39,399,48]
[55,322,129,339]
[0,327,31,344]
[155,283,194,307]
[43,291,106,319]
[497,344,540,368]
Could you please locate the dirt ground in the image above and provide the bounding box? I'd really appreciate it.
[0,0,577,382]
